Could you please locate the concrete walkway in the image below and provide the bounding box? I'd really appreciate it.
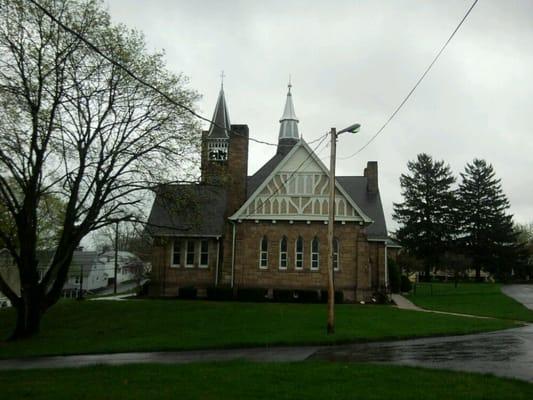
[392,293,493,319]
[391,293,424,311]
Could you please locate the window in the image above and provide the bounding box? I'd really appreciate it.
[295,236,304,270]
[172,239,182,267]
[333,238,340,271]
[200,239,209,268]
[186,240,195,267]
[259,236,268,269]
[279,236,288,269]
[311,236,319,270]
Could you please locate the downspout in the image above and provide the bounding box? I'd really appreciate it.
[384,242,389,292]
[215,238,220,287]
[231,221,236,289]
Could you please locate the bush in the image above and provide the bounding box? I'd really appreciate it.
[206,287,234,300]
[237,288,268,302]
[178,287,197,299]
[388,259,401,293]
[400,275,412,293]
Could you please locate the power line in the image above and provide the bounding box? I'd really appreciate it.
[26,0,279,148]
[338,0,479,161]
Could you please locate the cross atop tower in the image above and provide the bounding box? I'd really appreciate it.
[220,70,226,89]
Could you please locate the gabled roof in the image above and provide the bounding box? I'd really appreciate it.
[232,139,373,223]
[147,184,227,237]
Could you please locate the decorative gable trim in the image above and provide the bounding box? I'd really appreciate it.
[230,140,373,223]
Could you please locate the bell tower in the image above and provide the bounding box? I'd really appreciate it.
[200,82,249,215]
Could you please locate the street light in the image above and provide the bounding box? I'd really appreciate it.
[327,123,361,335]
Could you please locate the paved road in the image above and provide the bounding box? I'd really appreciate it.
[502,285,533,311]
[311,324,533,382]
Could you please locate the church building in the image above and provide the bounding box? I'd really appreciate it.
[147,83,389,302]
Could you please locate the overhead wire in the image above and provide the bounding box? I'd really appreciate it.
[338,0,479,160]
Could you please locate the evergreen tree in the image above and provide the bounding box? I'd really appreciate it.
[457,159,522,280]
[393,154,456,281]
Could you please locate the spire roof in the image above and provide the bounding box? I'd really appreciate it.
[208,86,231,139]
[278,82,299,141]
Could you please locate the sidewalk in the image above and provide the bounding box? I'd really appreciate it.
[391,293,493,319]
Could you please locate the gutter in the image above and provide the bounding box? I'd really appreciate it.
[215,238,220,287]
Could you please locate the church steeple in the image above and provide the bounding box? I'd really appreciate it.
[208,84,231,139]
[278,82,299,141]
[277,81,299,154]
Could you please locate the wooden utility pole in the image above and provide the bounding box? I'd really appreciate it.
[327,127,337,334]
[114,221,119,295]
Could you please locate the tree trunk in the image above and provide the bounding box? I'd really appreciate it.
[9,289,44,340]
[475,264,481,282]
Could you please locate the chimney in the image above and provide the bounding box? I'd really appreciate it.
[226,124,249,215]
[364,161,378,193]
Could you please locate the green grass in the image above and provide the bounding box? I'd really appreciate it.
[407,283,533,321]
[0,299,518,359]
[1,361,532,399]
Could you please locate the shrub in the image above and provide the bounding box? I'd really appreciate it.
[388,259,401,293]
[400,275,412,293]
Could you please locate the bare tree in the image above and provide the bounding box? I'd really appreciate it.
[0,0,200,338]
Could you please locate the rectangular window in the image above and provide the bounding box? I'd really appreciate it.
[172,239,181,267]
[200,240,209,268]
[186,240,195,267]
[259,237,268,269]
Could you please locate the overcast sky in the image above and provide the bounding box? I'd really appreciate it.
[106,0,533,231]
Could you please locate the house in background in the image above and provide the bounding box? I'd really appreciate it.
[148,84,389,301]
[0,248,18,307]
[99,250,144,286]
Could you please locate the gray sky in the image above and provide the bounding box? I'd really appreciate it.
[106,0,533,231]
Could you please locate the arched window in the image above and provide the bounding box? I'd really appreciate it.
[279,236,288,269]
[295,236,304,270]
[259,236,268,269]
[311,236,319,270]
[333,238,340,271]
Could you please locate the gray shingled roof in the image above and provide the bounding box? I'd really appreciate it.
[147,184,227,237]
[337,176,388,240]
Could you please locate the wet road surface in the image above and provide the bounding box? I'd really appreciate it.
[311,324,533,382]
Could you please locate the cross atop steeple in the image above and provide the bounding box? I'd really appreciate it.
[288,74,292,93]
[220,70,226,89]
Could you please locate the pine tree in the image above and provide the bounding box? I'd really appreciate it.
[457,159,521,280]
[393,154,456,281]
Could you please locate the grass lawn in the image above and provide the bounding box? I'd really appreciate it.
[407,283,533,321]
[1,361,532,400]
[0,299,518,359]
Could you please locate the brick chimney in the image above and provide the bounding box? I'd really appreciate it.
[226,124,249,215]
[364,161,378,193]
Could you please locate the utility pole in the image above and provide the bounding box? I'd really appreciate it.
[326,123,360,335]
[114,221,119,295]
[327,127,337,335]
